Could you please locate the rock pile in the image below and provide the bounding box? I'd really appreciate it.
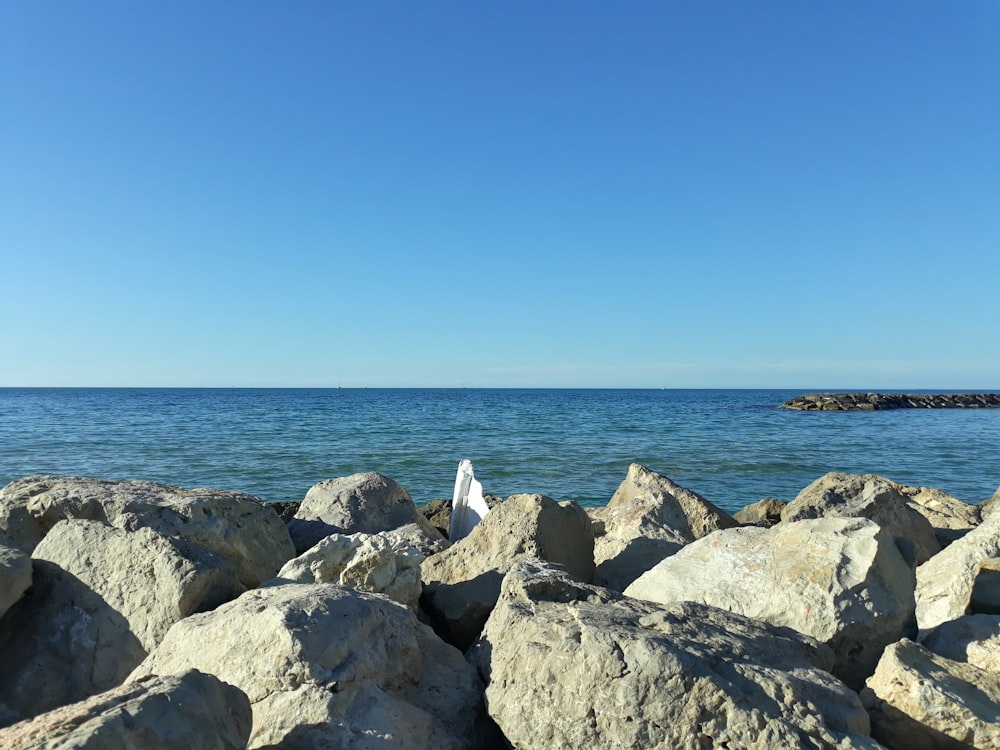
[0,466,998,749]
[782,392,1000,410]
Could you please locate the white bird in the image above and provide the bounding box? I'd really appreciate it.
[449,459,491,541]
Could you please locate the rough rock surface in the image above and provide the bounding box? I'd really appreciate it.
[897,484,982,548]
[625,517,916,689]
[468,560,879,750]
[276,523,447,609]
[419,495,505,540]
[861,638,1000,750]
[0,475,294,587]
[0,544,31,619]
[0,670,252,750]
[734,497,787,527]
[287,472,443,553]
[589,463,737,591]
[981,485,1000,517]
[130,582,483,749]
[421,493,594,650]
[915,511,1000,633]
[0,519,244,723]
[922,614,1000,672]
[782,392,1000,410]
[781,472,941,566]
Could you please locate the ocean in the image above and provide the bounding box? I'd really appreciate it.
[1,388,998,514]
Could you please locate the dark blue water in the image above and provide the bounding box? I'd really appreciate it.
[1,388,997,513]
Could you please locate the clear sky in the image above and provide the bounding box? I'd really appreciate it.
[2,2,997,388]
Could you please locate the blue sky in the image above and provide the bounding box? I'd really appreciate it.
[2,2,998,388]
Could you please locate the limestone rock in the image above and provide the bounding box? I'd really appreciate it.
[276,523,446,609]
[0,475,294,587]
[897,484,982,547]
[981,485,1000,517]
[130,582,483,749]
[625,517,916,689]
[468,560,879,750]
[861,638,1000,749]
[922,614,1000,672]
[287,472,443,553]
[421,493,594,650]
[733,497,787,527]
[589,464,737,591]
[0,670,251,750]
[781,472,941,565]
[0,519,244,722]
[915,510,1000,633]
[0,544,31,619]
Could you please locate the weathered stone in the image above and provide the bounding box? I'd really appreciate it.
[0,544,31,619]
[625,517,916,689]
[915,511,1000,633]
[922,614,1000,672]
[287,472,443,553]
[589,464,737,591]
[0,670,251,750]
[421,493,594,650]
[468,560,879,750]
[0,519,244,723]
[130,582,483,749]
[275,523,447,609]
[781,472,941,565]
[782,392,1000,410]
[981,485,1000,517]
[734,497,787,527]
[0,475,294,587]
[897,484,982,547]
[861,638,1000,750]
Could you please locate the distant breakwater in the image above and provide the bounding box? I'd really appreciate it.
[782,392,1000,411]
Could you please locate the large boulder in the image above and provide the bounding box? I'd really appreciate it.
[130,582,484,749]
[897,484,982,547]
[922,614,1000,671]
[0,544,31,619]
[915,510,1000,633]
[0,519,244,723]
[781,472,941,565]
[0,670,251,750]
[589,463,737,591]
[0,475,294,587]
[287,472,443,553]
[275,523,447,609]
[421,493,594,650]
[861,638,1000,750]
[468,560,880,750]
[625,517,916,689]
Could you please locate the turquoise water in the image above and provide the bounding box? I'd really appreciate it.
[1,388,998,513]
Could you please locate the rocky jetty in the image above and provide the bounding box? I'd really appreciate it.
[782,392,1000,410]
[1,468,999,749]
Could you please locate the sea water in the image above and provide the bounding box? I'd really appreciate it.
[1,388,998,514]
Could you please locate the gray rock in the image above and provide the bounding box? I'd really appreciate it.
[781,472,941,566]
[468,560,879,750]
[915,510,1000,633]
[130,582,484,749]
[0,670,251,750]
[733,497,787,527]
[0,519,244,723]
[897,484,982,548]
[589,463,737,591]
[861,638,1000,750]
[0,544,31,619]
[922,614,1000,672]
[421,493,594,650]
[0,475,294,587]
[625,517,916,689]
[275,523,447,609]
[287,472,443,553]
